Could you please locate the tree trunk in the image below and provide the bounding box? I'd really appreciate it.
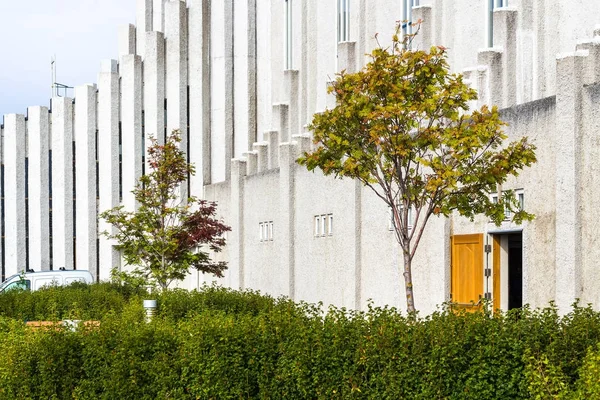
[403,250,416,313]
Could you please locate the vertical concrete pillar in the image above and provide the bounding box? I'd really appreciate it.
[118,24,136,57]
[3,114,26,276]
[493,8,518,108]
[299,0,309,130]
[120,55,143,210]
[555,51,586,314]
[253,142,268,173]
[74,85,98,277]
[337,42,356,73]
[271,104,289,143]
[233,0,257,159]
[284,70,300,140]
[136,0,153,58]
[230,159,246,289]
[265,131,279,170]
[153,0,166,32]
[97,60,121,279]
[210,0,234,183]
[27,107,50,272]
[188,0,211,195]
[144,31,166,151]
[576,41,600,85]
[279,141,297,299]
[412,5,433,50]
[51,97,74,271]
[478,50,503,108]
[165,0,189,198]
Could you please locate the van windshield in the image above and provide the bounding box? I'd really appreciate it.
[0,274,20,292]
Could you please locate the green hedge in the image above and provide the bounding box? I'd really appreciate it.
[1,285,600,399]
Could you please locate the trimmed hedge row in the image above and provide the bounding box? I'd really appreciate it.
[1,285,600,399]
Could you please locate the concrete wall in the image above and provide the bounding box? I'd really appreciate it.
[2,0,600,314]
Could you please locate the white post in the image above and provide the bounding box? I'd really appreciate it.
[144,31,166,157]
[3,114,26,276]
[27,106,51,271]
[51,97,74,270]
[188,0,211,195]
[120,54,143,211]
[165,0,189,197]
[97,60,121,279]
[118,24,136,57]
[136,0,153,58]
[74,84,98,278]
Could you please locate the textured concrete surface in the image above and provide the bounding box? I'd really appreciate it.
[4,0,600,315]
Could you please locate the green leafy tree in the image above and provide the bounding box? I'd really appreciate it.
[100,130,230,290]
[298,25,537,313]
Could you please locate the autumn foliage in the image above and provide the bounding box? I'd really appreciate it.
[298,24,537,312]
[100,130,230,290]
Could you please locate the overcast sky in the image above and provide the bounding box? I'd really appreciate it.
[0,0,136,119]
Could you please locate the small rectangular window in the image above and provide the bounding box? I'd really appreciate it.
[488,0,508,47]
[284,0,292,69]
[490,189,522,221]
[259,222,264,241]
[337,0,350,43]
[402,0,416,38]
[328,214,333,236]
[314,216,321,237]
[268,221,274,241]
[320,215,327,236]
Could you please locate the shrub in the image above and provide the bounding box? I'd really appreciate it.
[1,285,600,398]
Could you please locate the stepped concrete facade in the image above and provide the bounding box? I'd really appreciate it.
[2,0,600,314]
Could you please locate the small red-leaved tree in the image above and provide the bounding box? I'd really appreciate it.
[101,130,230,290]
[298,25,537,312]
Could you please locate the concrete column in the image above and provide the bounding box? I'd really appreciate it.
[74,85,97,278]
[337,42,356,73]
[27,107,51,272]
[336,42,362,310]
[120,55,143,210]
[243,151,258,175]
[144,31,166,152]
[271,104,289,143]
[265,131,279,170]
[165,0,189,199]
[299,0,309,131]
[153,0,166,32]
[136,0,153,58]
[118,24,136,57]
[3,114,26,276]
[279,141,297,299]
[478,49,503,108]
[493,8,518,108]
[253,142,268,173]
[97,60,121,279]
[412,5,433,50]
[51,97,74,271]
[188,0,212,195]
[283,70,300,140]
[555,50,586,314]
[233,0,257,159]
[210,0,234,183]
[576,40,600,86]
[230,159,246,289]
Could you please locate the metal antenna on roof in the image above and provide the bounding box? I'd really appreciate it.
[51,55,73,98]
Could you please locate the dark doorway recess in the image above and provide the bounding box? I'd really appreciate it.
[507,233,523,310]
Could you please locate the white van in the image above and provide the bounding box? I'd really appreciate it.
[0,270,94,293]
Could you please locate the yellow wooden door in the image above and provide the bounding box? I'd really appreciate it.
[451,234,484,311]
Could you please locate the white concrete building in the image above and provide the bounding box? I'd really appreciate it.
[2,0,600,314]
